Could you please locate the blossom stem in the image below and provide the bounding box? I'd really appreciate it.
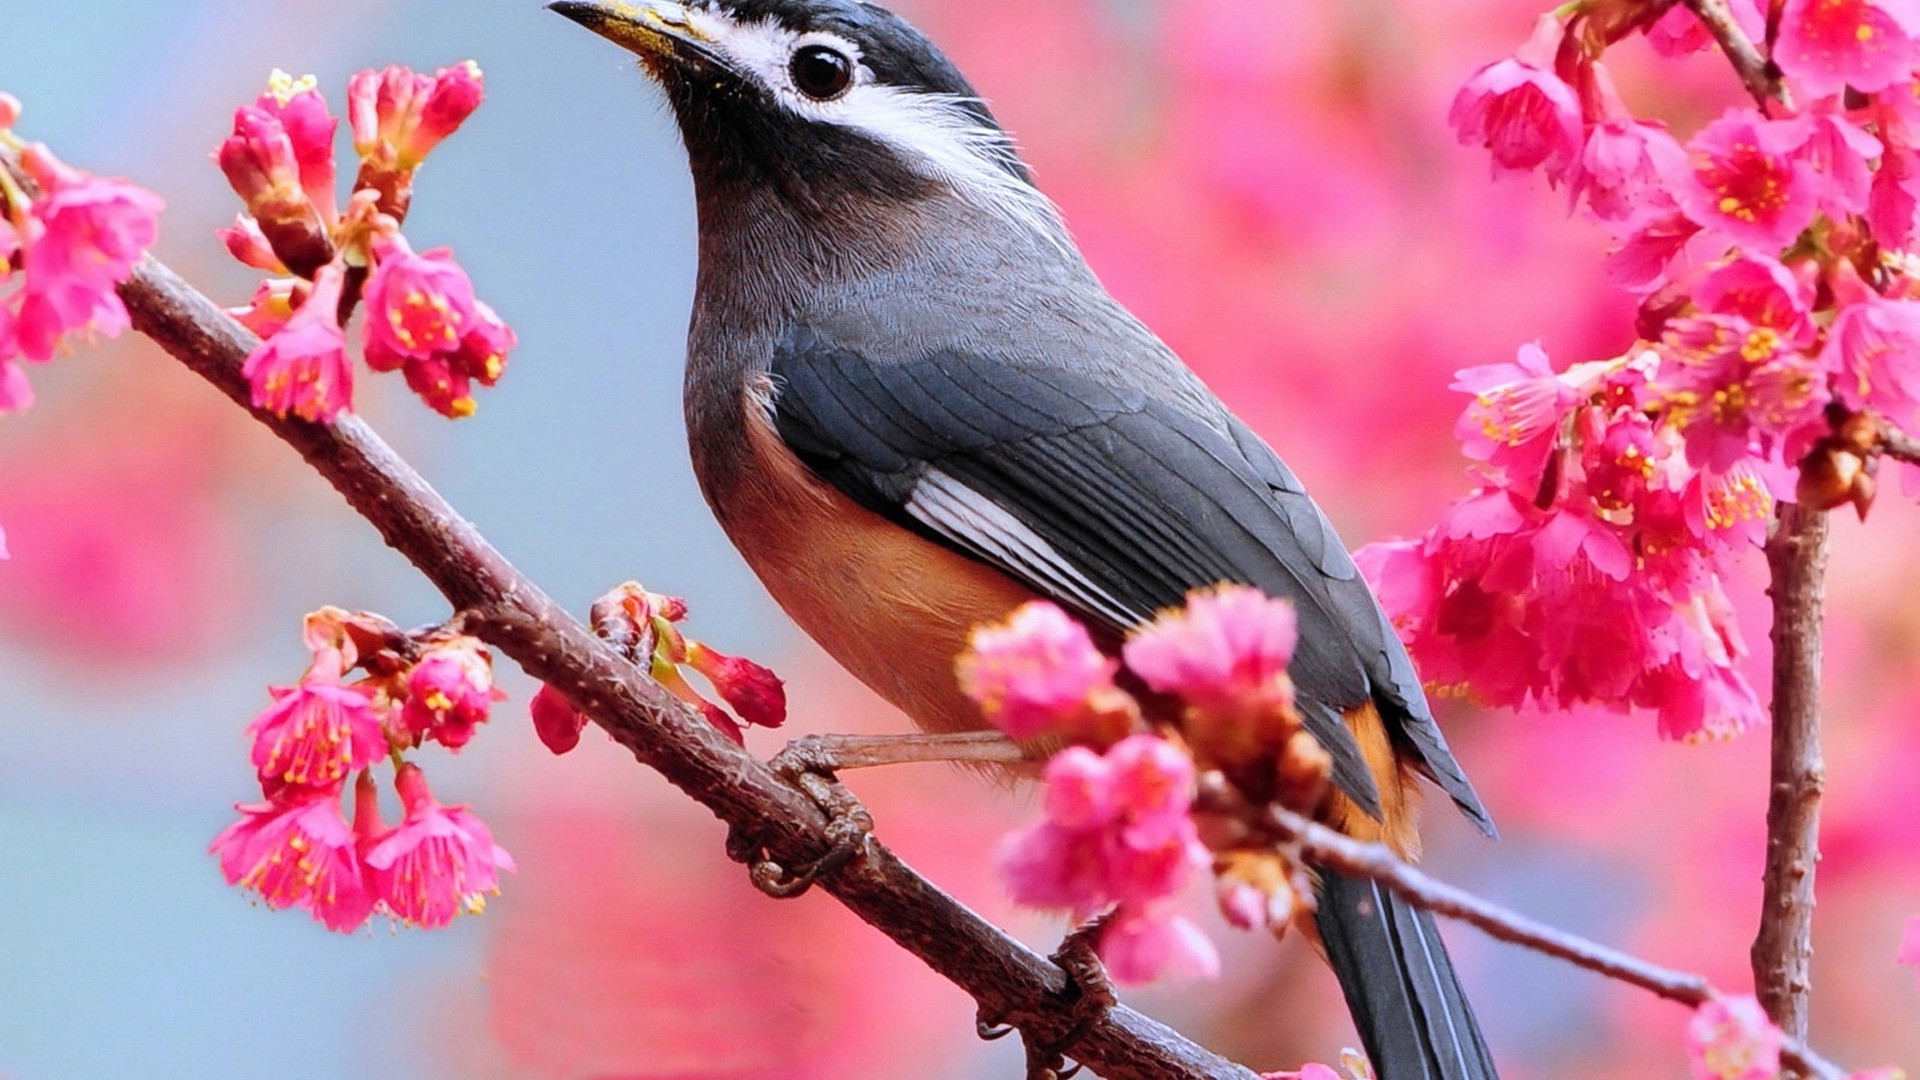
[1243,799,1849,1080]
[102,248,1255,1080]
[1682,0,1790,108]
[1753,502,1830,1058]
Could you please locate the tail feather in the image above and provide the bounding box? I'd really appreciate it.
[1315,870,1499,1079]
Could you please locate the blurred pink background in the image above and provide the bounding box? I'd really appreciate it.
[2,1,1916,1077]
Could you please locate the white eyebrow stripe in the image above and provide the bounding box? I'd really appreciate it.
[688,8,1069,247]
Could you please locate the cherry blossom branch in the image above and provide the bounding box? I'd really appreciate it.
[1755,502,1831,1049]
[1250,802,1849,1080]
[110,253,1257,1080]
[1682,0,1789,107]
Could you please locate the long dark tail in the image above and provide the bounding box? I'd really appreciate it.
[1315,869,1499,1079]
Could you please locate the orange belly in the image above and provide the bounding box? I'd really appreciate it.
[710,396,1042,734]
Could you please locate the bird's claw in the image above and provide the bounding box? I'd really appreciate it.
[972,914,1116,1080]
[727,743,874,899]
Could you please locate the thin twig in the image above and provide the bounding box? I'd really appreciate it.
[1259,805,1849,1080]
[1875,420,1920,467]
[1755,501,1831,1054]
[1682,0,1790,108]
[110,255,1256,1080]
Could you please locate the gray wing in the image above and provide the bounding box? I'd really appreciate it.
[770,324,1493,834]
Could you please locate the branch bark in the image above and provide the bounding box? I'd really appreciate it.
[1754,501,1831,1053]
[1257,805,1848,1080]
[114,255,1257,1080]
[1682,0,1789,107]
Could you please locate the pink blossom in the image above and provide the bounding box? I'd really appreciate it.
[1823,293,1920,423]
[5,145,162,363]
[529,684,589,755]
[1571,119,1690,224]
[1448,58,1584,181]
[1870,127,1920,249]
[1670,111,1822,252]
[1452,342,1579,483]
[227,277,304,339]
[454,299,515,388]
[1685,996,1783,1080]
[400,637,495,751]
[363,235,478,361]
[1606,211,1704,293]
[1690,254,1817,345]
[363,764,514,928]
[0,91,18,129]
[1897,915,1920,977]
[1776,0,1920,98]
[1800,107,1883,219]
[241,262,353,422]
[209,791,377,933]
[252,71,339,222]
[959,601,1122,738]
[995,736,1207,921]
[0,359,32,414]
[1099,909,1220,985]
[247,653,388,794]
[1122,585,1297,708]
[680,641,784,729]
[1657,313,1829,469]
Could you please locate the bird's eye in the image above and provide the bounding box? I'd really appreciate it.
[789,45,854,101]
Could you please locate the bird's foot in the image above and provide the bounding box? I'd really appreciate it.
[724,744,877,899]
[974,912,1119,1080]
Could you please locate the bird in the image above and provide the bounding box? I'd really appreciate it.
[549,1,1500,1076]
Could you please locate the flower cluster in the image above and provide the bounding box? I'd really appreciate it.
[1685,996,1782,1080]
[1374,0,1920,739]
[0,91,164,560]
[959,587,1326,985]
[529,580,787,754]
[216,66,513,423]
[209,607,513,932]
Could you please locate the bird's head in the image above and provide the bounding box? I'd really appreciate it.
[550,0,1060,241]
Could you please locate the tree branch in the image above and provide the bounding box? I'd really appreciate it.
[1254,804,1849,1080]
[1755,501,1831,1055]
[112,255,1257,1080]
[1683,0,1790,108]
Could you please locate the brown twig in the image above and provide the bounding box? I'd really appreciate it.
[111,255,1255,1080]
[1682,0,1790,108]
[1875,419,1920,467]
[1258,805,1849,1080]
[1754,501,1831,1054]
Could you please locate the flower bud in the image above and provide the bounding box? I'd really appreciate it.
[219,214,288,273]
[686,641,787,729]
[401,636,495,750]
[217,106,335,276]
[530,684,589,755]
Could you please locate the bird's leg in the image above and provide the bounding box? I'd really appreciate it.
[771,730,1029,773]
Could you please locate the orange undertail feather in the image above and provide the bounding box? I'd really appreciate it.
[1321,700,1424,859]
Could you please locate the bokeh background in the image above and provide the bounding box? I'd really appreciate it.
[3,1,1917,1077]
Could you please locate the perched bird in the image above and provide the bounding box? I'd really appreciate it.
[551,1,1499,1075]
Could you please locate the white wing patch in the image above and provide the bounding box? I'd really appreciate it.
[683,5,1068,244]
[906,468,1139,627]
